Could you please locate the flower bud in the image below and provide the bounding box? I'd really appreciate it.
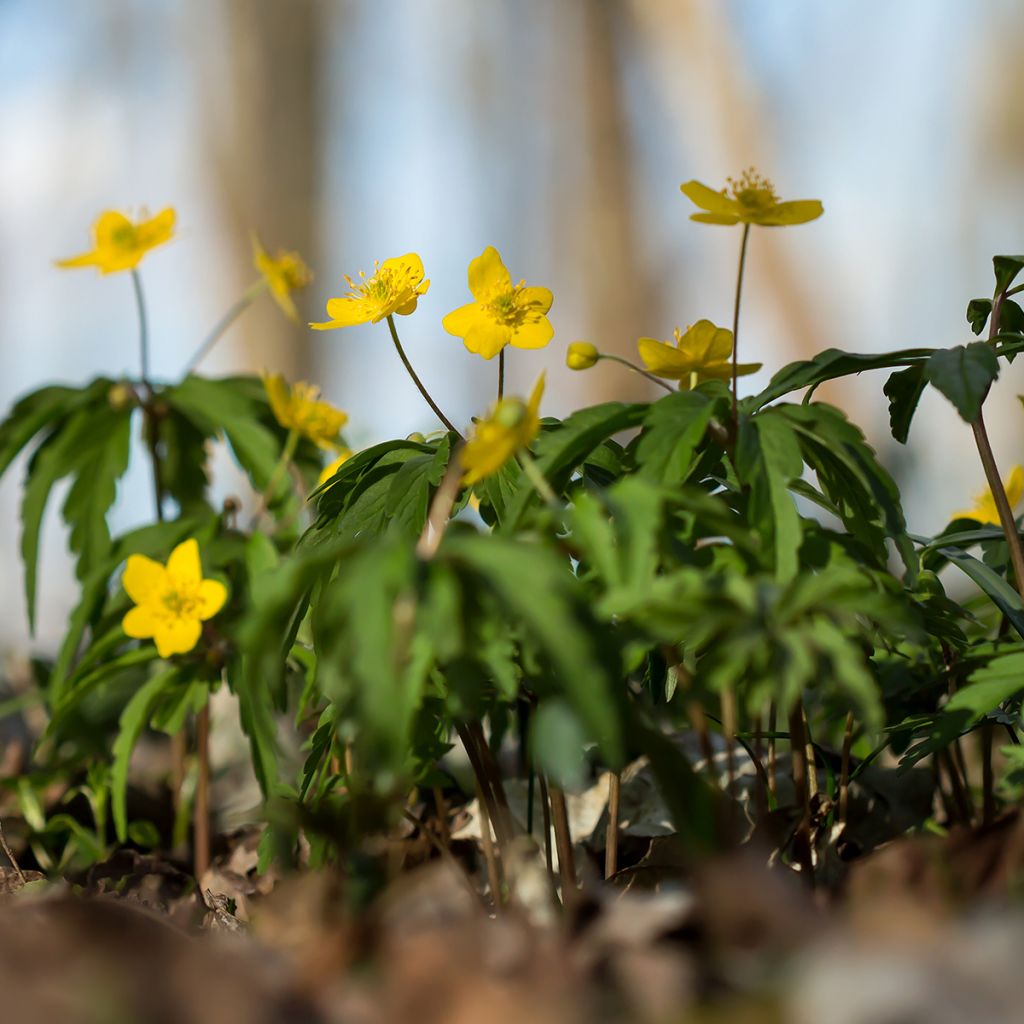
[566,341,599,370]
[107,382,138,410]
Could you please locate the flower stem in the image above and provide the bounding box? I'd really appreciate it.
[184,278,267,374]
[131,269,151,389]
[599,354,675,394]
[194,700,211,879]
[253,428,299,524]
[518,449,559,508]
[386,315,460,435]
[731,223,752,423]
[498,347,505,401]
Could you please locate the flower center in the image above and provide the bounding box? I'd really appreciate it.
[485,281,537,328]
[345,262,417,312]
[163,587,198,618]
[276,252,312,290]
[492,398,528,429]
[726,167,778,210]
[111,224,138,250]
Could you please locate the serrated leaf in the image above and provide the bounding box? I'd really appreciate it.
[925,342,999,423]
[938,545,1024,639]
[634,389,722,483]
[751,348,934,411]
[994,254,1024,294]
[883,363,928,444]
[967,298,993,336]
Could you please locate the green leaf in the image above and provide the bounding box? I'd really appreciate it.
[532,700,588,790]
[938,545,1024,639]
[883,363,928,444]
[112,666,180,841]
[994,254,1024,294]
[20,399,132,631]
[967,298,993,336]
[504,403,648,528]
[751,348,934,411]
[925,342,999,423]
[634,389,722,483]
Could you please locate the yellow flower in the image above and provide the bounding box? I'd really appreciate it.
[566,341,599,370]
[56,208,175,274]
[460,374,545,485]
[309,254,429,330]
[680,168,823,227]
[442,246,553,360]
[952,465,1024,525]
[252,233,312,322]
[122,539,227,658]
[318,447,353,486]
[263,373,348,450]
[637,320,761,386]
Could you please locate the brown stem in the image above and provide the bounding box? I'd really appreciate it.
[468,720,516,843]
[193,702,211,879]
[720,688,738,797]
[548,782,577,906]
[950,733,976,822]
[604,771,621,879]
[788,705,814,883]
[982,720,995,826]
[767,703,778,798]
[971,411,1024,597]
[538,772,554,879]
[0,819,25,883]
[803,704,819,800]
[941,750,973,824]
[432,786,450,849]
[473,778,503,910]
[838,711,855,827]
[456,721,512,852]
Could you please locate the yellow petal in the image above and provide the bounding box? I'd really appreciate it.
[510,318,554,351]
[55,251,102,270]
[263,372,292,430]
[637,337,692,380]
[680,320,731,363]
[468,246,511,301]
[135,208,176,249]
[318,296,374,328]
[442,302,483,339]
[1006,465,1024,508]
[123,555,167,605]
[93,211,134,247]
[690,212,742,225]
[518,286,554,315]
[465,321,511,360]
[527,373,546,418]
[166,539,201,586]
[391,293,422,317]
[153,618,203,658]
[680,181,739,215]
[122,605,161,639]
[195,579,228,620]
[759,200,824,226]
[380,252,425,287]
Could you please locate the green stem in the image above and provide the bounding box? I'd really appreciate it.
[131,269,150,389]
[518,449,559,508]
[386,315,460,435]
[731,223,752,423]
[599,353,675,393]
[184,278,267,374]
[254,428,299,522]
[498,347,505,401]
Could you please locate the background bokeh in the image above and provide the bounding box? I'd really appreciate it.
[3,0,1024,649]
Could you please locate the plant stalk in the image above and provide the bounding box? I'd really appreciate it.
[194,701,211,879]
[788,704,814,883]
[184,278,267,374]
[838,710,855,826]
[548,782,577,906]
[598,354,675,394]
[497,347,505,401]
[386,315,459,435]
[0,819,25,883]
[730,223,752,426]
[604,771,621,879]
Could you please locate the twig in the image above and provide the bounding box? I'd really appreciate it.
[0,819,25,883]
[548,782,577,907]
[605,771,621,879]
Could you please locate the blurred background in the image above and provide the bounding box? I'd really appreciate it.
[2,0,1024,650]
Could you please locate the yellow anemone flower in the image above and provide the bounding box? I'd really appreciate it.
[566,341,599,370]
[318,447,354,486]
[56,208,176,274]
[680,168,823,227]
[442,246,553,360]
[637,320,761,386]
[252,233,312,322]
[952,465,1024,525]
[263,373,348,450]
[309,254,429,330]
[460,374,545,485]
[122,539,227,658]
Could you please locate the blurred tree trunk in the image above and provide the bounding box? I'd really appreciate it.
[200,0,325,379]
[559,0,661,404]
